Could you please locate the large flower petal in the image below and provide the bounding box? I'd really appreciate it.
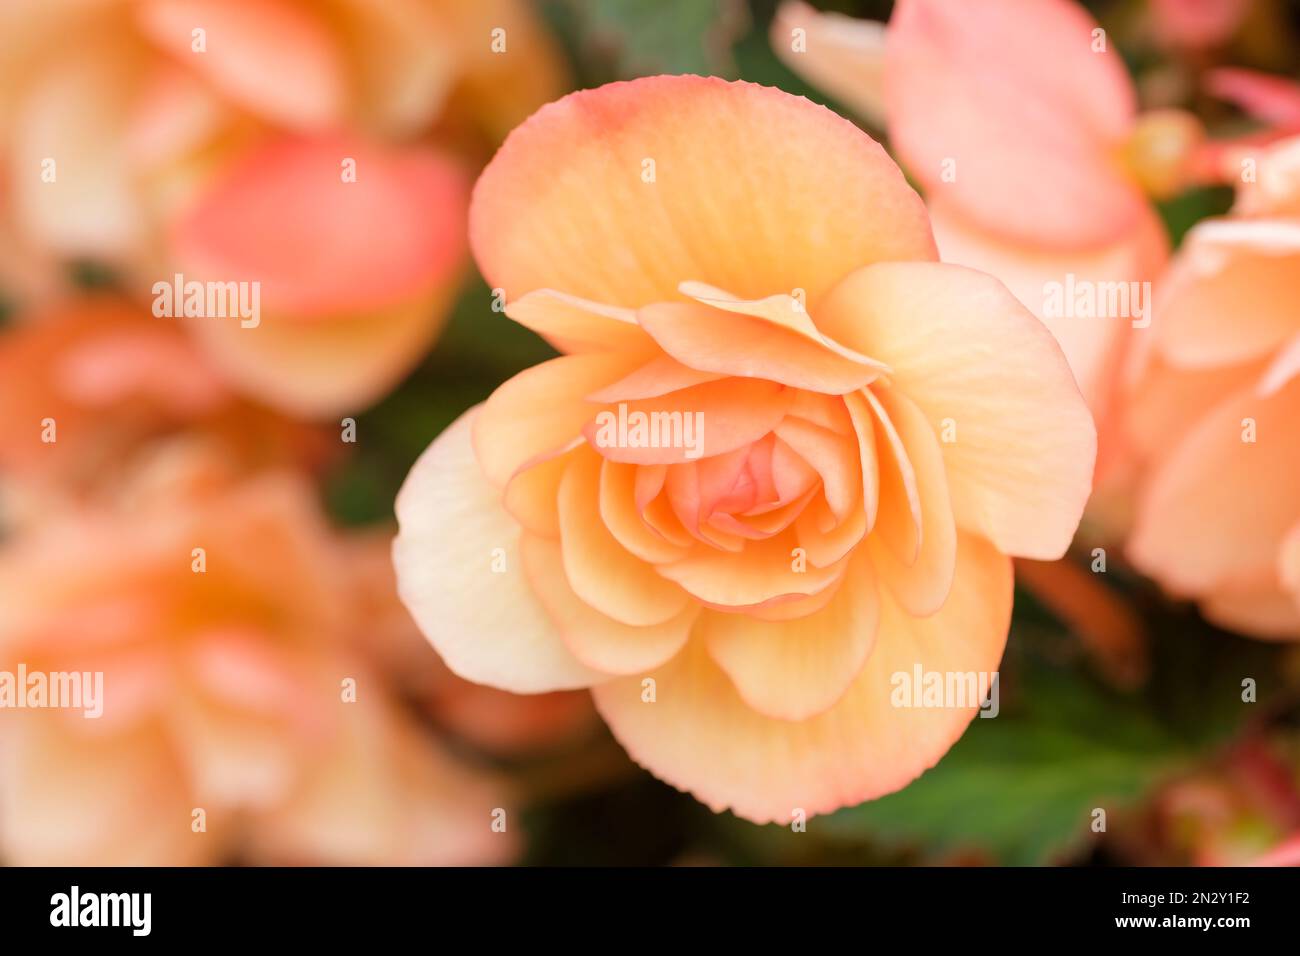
[702,554,879,721]
[592,531,1011,823]
[817,261,1096,560]
[470,75,935,310]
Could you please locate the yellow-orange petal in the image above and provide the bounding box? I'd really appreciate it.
[865,386,957,617]
[656,529,847,610]
[586,356,728,403]
[637,300,882,395]
[522,534,696,674]
[505,289,654,355]
[772,415,860,520]
[592,530,1011,823]
[818,261,1096,560]
[557,452,691,627]
[702,554,879,721]
[393,408,604,693]
[473,352,641,486]
[580,377,795,465]
[501,446,574,538]
[600,462,692,564]
[470,75,935,310]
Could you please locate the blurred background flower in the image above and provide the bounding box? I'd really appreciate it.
[1,0,1299,866]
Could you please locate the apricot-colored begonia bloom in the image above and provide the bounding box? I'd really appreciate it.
[0,447,516,865]
[0,296,330,524]
[774,0,1189,470]
[0,0,566,414]
[393,76,1096,823]
[1126,135,1300,639]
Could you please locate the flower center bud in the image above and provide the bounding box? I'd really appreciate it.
[1123,108,1205,200]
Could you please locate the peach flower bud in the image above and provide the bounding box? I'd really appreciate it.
[393,76,1096,823]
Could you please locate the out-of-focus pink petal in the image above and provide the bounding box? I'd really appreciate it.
[1151,0,1251,50]
[1200,577,1300,639]
[186,292,459,418]
[0,721,203,865]
[124,61,228,168]
[9,34,142,257]
[1153,218,1300,370]
[1129,376,1300,595]
[885,0,1140,248]
[171,135,468,317]
[929,198,1168,420]
[251,691,518,865]
[1206,68,1300,129]
[137,0,345,130]
[770,0,888,128]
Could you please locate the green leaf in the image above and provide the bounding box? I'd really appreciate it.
[1157,185,1234,248]
[572,0,749,77]
[821,628,1187,865]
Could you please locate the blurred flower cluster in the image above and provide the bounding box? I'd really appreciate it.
[0,0,591,866]
[1,0,1299,866]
